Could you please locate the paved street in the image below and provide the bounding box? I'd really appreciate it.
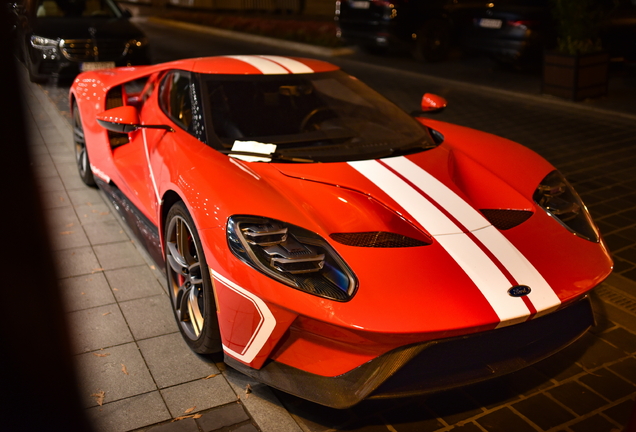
[18,15,636,432]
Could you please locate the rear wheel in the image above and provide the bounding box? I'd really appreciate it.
[165,202,222,354]
[72,102,96,186]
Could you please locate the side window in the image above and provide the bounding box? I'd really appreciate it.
[160,71,193,133]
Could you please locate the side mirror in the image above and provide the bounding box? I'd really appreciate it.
[97,106,174,133]
[421,93,447,113]
[97,106,140,133]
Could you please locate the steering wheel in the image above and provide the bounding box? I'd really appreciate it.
[299,107,341,132]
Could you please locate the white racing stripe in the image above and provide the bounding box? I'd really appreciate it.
[472,226,561,317]
[382,157,490,232]
[142,128,162,205]
[385,157,561,316]
[258,55,314,74]
[348,160,461,236]
[348,157,562,326]
[211,270,277,363]
[436,233,531,326]
[224,55,289,75]
[90,164,110,183]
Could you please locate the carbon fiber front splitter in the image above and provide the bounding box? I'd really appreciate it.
[225,296,594,408]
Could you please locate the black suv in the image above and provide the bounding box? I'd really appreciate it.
[9,0,150,82]
[335,0,486,61]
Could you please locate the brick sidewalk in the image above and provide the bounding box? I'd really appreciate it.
[20,66,302,432]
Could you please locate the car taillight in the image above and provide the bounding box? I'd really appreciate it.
[371,0,405,7]
[508,20,540,29]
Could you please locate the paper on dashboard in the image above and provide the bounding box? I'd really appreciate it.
[230,141,277,162]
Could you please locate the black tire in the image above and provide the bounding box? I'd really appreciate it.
[165,202,222,354]
[72,102,96,186]
[412,19,452,62]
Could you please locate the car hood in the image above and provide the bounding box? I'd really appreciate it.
[213,142,610,333]
[271,145,534,237]
[32,17,144,39]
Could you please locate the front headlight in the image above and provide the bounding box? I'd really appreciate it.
[533,170,599,242]
[227,216,357,301]
[30,35,58,49]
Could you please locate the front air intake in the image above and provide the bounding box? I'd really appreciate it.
[330,232,430,248]
[480,209,533,230]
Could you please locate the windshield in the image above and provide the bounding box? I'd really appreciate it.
[200,71,435,163]
[35,0,123,18]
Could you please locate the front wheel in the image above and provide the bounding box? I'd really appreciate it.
[165,202,222,354]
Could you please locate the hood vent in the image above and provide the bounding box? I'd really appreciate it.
[480,209,533,230]
[330,232,430,248]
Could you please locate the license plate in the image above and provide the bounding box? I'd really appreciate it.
[478,18,503,29]
[350,1,370,9]
[80,61,116,72]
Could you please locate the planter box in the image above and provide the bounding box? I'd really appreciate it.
[542,51,609,101]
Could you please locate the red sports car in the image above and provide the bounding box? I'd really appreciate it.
[70,55,612,408]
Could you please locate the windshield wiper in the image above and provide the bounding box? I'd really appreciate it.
[237,129,355,147]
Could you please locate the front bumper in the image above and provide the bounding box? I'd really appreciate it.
[226,296,594,408]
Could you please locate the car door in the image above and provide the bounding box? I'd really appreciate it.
[111,69,205,228]
[110,75,164,226]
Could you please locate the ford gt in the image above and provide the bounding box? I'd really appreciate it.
[69,55,612,408]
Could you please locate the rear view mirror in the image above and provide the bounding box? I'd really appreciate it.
[97,106,140,133]
[421,93,447,113]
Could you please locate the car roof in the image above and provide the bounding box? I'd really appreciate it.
[165,55,341,75]
[73,56,341,92]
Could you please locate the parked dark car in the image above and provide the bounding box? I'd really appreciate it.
[458,0,636,66]
[335,0,490,61]
[458,0,554,65]
[9,0,150,82]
